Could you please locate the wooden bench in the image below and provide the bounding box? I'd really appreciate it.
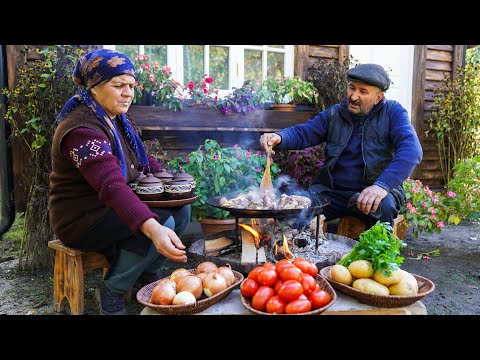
[48,239,109,315]
[337,214,405,240]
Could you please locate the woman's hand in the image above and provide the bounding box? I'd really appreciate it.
[259,133,281,155]
[140,218,187,262]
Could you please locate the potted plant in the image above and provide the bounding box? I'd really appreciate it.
[167,139,280,234]
[256,76,318,111]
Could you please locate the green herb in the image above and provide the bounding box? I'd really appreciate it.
[338,222,406,276]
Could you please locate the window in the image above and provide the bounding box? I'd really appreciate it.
[104,45,294,96]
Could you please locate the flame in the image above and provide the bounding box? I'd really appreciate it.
[274,233,294,260]
[239,223,261,248]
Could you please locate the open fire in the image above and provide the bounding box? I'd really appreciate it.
[274,233,294,260]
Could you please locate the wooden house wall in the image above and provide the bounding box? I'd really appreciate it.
[411,45,466,189]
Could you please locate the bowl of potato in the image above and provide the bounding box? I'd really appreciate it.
[320,261,435,308]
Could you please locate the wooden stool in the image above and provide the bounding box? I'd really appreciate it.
[48,239,109,315]
[337,214,405,240]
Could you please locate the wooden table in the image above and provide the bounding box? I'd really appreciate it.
[140,289,427,315]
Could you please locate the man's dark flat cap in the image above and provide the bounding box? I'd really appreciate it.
[347,63,391,91]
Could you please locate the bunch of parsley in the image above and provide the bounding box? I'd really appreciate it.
[338,222,406,276]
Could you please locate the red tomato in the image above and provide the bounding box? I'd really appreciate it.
[240,278,259,298]
[257,268,278,287]
[285,299,312,314]
[300,273,317,295]
[247,266,265,283]
[278,265,303,282]
[298,293,308,300]
[273,279,284,294]
[262,262,275,269]
[309,289,331,309]
[307,261,319,277]
[292,258,312,274]
[277,280,304,303]
[275,261,294,275]
[265,295,286,314]
[251,286,275,311]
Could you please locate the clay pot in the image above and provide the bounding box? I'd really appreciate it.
[135,173,165,201]
[129,171,147,191]
[153,169,174,183]
[163,179,192,200]
[172,168,196,196]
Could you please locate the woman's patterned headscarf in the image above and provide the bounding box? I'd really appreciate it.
[57,49,150,178]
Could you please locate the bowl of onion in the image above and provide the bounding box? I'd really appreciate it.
[136,263,244,315]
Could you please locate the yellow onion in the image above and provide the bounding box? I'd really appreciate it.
[196,272,208,282]
[202,272,227,297]
[177,275,203,299]
[157,277,177,292]
[195,261,218,275]
[150,283,176,305]
[172,291,196,305]
[217,265,235,286]
[170,268,193,284]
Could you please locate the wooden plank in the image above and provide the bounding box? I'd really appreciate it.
[426,59,451,71]
[427,45,454,51]
[338,45,350,62]
[240,230,257,265]
[309,46,337,59]
[427,48,453,62]
[452,45,467,79]
[257,246,266,263]
[426,69,450,81]
[411,45,426,139]
[295,45,309,79]
[425,80,443,91]
[205,237,234,256]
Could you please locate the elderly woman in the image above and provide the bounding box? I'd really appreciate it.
[49,49,190,315]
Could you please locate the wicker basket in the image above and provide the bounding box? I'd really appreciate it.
[136,269,244,315]
[319,265,435,308]
[240,275,337,315]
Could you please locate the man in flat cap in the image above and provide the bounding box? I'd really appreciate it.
[260,63,422,232]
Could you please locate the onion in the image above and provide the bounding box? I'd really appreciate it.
[150,283,176,305]
[172,291,196,305]
[195,261,218,275]
[157,277,177,292]
[170,268,193,284]
[202,272,227,297]
[196,272,208,282]
[177,275,203,299]
[217,265,235,286]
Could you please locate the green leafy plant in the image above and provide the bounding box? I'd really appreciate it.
[400,178,452,238]
[256,76,318,105]
[167,139,280,221]
[1,45,84,270]
[277,144,325,188]
[426,61,480,185]
[443,156,480,221]
[338,222,406,276]
[133,54,184,111]
[306,55,359,111]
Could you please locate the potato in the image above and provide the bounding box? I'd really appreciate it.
[348,260,373,279]
[330,264,353,285]
[373,268,403,286]
[388,278,418,295]
[352,278,390,296]
[395,270,419,293]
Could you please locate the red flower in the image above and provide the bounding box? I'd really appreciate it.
[205,77,214,83]
[188,81,195,90]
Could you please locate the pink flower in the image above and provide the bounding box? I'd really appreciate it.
[188,81,194,90]
[162,65,171,75]
[236,152,241,158]
[214,154,219,160]
[430,208,436,215]
[432,196,439,203]
[436,221,445,228]
[412,187,419,193]
[448,191,457,198]
[474,188,478,193]
[409,207,417,214]
[256,168,261,173]
[185,157,190,163]
[245,152,251,158]
[233,144,239,149]
[205,77,214,83]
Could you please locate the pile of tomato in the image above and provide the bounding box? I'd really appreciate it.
[240,258,332,314]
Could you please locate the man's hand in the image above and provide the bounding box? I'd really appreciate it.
[259,133,281,155]
[357,185,387,215]
[140,218,187,262]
